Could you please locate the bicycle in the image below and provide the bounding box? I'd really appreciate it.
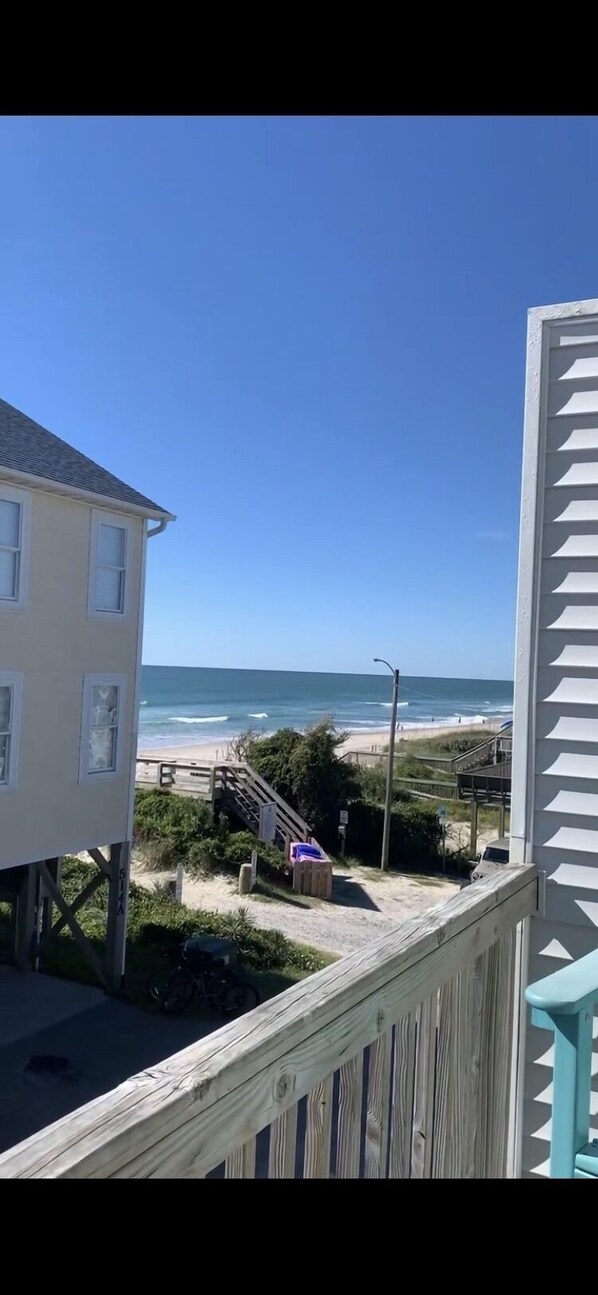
[147,935,260,1017]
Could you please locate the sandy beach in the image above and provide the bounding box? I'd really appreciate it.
[138,719,499,764]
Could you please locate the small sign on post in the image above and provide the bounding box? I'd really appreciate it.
[259,802,277,842]
[339,809,349,826]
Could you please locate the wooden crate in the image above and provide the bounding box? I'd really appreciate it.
[292,856,333,900]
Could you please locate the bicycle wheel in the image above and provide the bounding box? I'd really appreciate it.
[147,968,175,1002]
[220,980,260,1016]
[160,974,195,1015]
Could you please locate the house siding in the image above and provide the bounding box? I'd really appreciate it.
[0,484,144,867]
[512,298,598,1177]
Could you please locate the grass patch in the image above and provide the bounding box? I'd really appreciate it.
[395,728,498,756]
[39,857,330,1007]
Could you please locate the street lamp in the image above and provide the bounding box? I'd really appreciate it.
[373,657,400,872]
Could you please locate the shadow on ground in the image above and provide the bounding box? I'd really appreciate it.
[0,969,224,1158]
[330,874,380,912]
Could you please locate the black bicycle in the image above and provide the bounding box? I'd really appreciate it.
[147,935,260,1017]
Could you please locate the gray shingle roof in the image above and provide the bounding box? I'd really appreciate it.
[0,397,170,516]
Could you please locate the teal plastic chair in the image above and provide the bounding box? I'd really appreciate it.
[525,951,598,1178]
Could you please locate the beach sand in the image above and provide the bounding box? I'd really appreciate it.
[138,719,499,764]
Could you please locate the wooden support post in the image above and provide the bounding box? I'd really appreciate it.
[87,848,112,877]
[498,797,506,839]
[39,857,61,949]
[105,842,130,993]
[470,797,479,856]
[15,863,41,970]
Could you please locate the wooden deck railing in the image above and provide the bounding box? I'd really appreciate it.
[0,865,537,1179]
[525,951,598,1178]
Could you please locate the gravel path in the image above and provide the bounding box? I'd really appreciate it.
[132,862,459,958]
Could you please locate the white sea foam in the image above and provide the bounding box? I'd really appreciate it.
[171,715,229,724]
[366,701,409,708]
[249,712,268,719]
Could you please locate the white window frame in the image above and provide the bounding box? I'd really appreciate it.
[0,671,23,791]
[88,509,133,621]
[79,673,127,783]
[0,485,31,609]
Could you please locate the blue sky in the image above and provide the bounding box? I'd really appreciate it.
[1,115,596,679]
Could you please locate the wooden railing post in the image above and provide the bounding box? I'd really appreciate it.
[470,796,478,855]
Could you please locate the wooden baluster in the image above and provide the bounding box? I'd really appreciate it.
[411,995,438,1178]
[432,965,476,1178]
[364,1032,392,1178]
[388,1012,417,1178]
[335,1054,363,1178]
[268,1107,298,1179]
[474,931,516,1177]
[304,1078,333,1178]
[225,1137,257,1178]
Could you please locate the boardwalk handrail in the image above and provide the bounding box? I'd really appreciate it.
[0,864,537,1179]
[452,733,512,774]
[135,757,311,850]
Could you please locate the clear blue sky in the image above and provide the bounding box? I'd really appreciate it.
[1,115,595,679]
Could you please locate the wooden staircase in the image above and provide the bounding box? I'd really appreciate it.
[135,757,311,854]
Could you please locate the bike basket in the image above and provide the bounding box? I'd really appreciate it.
[182,936,238,970]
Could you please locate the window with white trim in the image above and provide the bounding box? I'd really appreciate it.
[0,673,23,788]
[89,511,131,618]
[80,674,126,780]
[0,487,30,606]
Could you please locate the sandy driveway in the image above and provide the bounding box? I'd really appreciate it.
[132,862,459,958]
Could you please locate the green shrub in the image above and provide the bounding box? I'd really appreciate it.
[186,836,228,874]
[133,788,214,856]
[346,798,442,870]
[357,765,417,805]
[139,837,179,872]
[242,719,358,842]
[186,830,287,883]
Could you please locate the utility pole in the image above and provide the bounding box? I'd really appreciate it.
[373,658,400,872]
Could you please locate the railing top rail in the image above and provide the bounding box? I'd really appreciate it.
[525,948,598,1017]
[0,864,536,1180]
[453,734,512,771]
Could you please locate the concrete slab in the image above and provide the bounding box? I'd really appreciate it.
[0,967,104,1047]
[0,972,224,1159]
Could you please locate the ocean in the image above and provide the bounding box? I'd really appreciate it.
[138,666,513,750]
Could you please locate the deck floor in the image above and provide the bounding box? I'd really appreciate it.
[0,968,221,1158]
